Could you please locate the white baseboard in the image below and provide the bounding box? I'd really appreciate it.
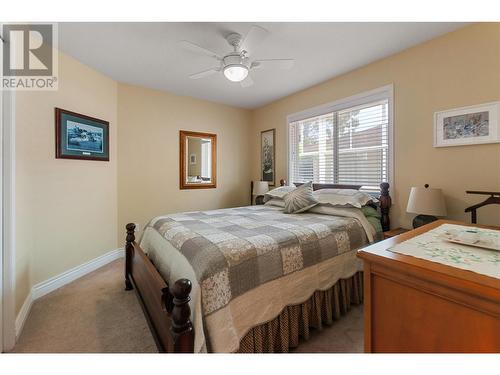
[32,248,124,300]
[15,248,124,339]
[15,290,33,339]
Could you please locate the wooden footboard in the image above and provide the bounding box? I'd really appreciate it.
[124,223,195,353]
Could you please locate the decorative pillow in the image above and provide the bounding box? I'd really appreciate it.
[263,185,296,202]
[313,188,378,208]
[283,182,318,214]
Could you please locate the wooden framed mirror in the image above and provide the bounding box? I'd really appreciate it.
[179,130,217,189]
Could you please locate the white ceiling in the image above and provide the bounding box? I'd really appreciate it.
[59,22,467,109]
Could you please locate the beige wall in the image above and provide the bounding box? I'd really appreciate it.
[117,83,252,243]
[15,51,118,313]
[251,23,500,229]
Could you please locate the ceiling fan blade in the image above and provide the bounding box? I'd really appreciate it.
[251,59,295,70]
[241,25,268,54]
[179,40,221,60]
[189,67,220,79]
[240,75,254,88]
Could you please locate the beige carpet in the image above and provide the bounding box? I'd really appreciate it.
[12,258,363,353]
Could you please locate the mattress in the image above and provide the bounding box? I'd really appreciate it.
[139,205,375,352]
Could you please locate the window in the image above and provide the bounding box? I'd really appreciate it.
[288,86,392,193]
[201,140,211,178]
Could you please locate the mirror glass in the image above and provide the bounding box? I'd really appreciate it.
[186,136,212,184]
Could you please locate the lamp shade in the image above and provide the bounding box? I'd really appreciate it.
[406,185,447,217]
[252,181,269,196]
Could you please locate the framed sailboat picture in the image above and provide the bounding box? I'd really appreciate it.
[55,108,110,161]
[261,128,275,186]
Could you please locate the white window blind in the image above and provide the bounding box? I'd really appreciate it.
[289,93,391,193]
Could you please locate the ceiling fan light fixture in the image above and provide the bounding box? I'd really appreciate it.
[223,64,248,82]
[181,26,294,87]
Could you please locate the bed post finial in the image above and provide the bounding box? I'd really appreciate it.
[170,279,194,353]
[280,179,286,186]
[125,223,136,291]
[379,183,391,232]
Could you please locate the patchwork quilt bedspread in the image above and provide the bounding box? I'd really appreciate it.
[148,205,367,317]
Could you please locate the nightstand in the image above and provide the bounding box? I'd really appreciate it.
[383,227,409,239]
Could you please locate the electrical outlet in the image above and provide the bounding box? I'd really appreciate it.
[134,223,140,232]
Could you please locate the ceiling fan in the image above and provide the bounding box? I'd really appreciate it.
[179,25,295,87]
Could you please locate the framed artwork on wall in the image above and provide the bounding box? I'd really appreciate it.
[55,108,110,161]
[189,154,196,164]
[434,102,500,147]
[261,128,276,186]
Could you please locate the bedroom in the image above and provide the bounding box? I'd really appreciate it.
[1,0,499,372]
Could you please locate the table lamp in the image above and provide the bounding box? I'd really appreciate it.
[252,181,269,205]
[406,184,447,228]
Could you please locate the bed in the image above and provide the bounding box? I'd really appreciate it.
[124,181,391,353]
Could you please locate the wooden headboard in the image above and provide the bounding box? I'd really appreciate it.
[279,179,392,232]
[292,182,363,191]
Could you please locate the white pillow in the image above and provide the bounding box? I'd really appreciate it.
[313,188,377,208]
[264,198,285,208]
[263,185,296,202]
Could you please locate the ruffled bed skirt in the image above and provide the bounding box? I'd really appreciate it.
[237,272,364,353]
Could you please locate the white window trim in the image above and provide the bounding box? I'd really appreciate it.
[286,84,394,192]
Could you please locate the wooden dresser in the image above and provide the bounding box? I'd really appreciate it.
[357,220,500,353]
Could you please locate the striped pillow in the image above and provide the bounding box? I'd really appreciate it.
[283,181,318,214]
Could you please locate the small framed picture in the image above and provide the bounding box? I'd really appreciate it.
[434,102,500,147]
[189,154,196,165]
[261,128,276,186]
[55,108,110,161]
